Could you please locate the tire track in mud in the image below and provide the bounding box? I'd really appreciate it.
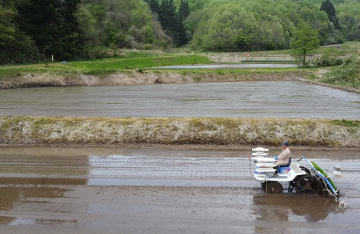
[1,153,359,194]
[0,148,360,234]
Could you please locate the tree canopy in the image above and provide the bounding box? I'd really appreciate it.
[16,0,81,60]
[0,4,39,64]
[321,0,341,30]
[290,22,320,67]
[187,0,352,51]
[1,0,360,64]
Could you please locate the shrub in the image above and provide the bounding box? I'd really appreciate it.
[322,56,360,88]
[315,53,343,67]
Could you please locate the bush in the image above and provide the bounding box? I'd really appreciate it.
[136,68,146,73]
[141,44,153,50]
[315,53,343,67]
[322,56,360,88]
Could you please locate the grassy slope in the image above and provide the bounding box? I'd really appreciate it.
[0,52,211,78]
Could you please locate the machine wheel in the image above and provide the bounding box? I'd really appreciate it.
[295,175,321,194]
[266,182,283,194]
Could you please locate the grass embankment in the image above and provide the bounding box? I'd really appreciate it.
[0,52,211,77]
[1,116,359,147]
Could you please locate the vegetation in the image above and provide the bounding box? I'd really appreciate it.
[1,116,359,146]
[0,52,211,77]
[145,0,189,46]
[188,0,346,51]
[16,0,81,61]
[68,54,210,70]
[76,0,172,58]
[290,22,320,67]
[321,57,360,89]
[321,0,341,30]
[2,0,360,64]
[0,3,39,64]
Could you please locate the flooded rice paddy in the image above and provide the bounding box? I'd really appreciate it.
[0,146,359,234]
[0,79,359,233]
[0,81,359,119]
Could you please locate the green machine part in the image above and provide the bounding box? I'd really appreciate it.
[311,161,338,191]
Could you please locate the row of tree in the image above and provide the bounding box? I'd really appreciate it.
[1,0,360,64]
[187,0,350,51]
[0,0,176,64]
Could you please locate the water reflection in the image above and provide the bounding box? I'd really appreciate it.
[252,194,344,233]
[0,186,77,226]
[86,154,252,187]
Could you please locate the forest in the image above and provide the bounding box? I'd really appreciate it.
[1,0,360,64]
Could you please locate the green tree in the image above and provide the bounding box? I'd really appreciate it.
[321,0,341,30]
[290,22,320,67]
[77,0,170,55]
[148,0,160,14]
[156,0,187,46]
[178,0,190,21]
[0,4,39,64]
[16,0,81,60]
[337,2,360,41]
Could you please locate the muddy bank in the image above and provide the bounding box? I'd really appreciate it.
[0,116,359,146]
[0,70,306,89]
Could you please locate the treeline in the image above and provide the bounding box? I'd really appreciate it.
[187,0,360,51]
[75,0,173,58]
[0,0,177,64]
[1,0,360,64]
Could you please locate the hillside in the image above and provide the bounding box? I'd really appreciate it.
[186,0,359,51]
[1,0,360,64]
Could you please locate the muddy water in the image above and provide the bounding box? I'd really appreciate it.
[0,146,359,234]
[0,81,359,119]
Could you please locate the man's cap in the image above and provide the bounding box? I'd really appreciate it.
[282,142,289,146]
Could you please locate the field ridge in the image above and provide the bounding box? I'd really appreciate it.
[1,116,359,147]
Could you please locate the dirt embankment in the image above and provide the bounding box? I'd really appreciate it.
[0,70,307,89]
[1,116,359,147]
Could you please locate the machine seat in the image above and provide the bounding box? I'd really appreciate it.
[280,157,292,168]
